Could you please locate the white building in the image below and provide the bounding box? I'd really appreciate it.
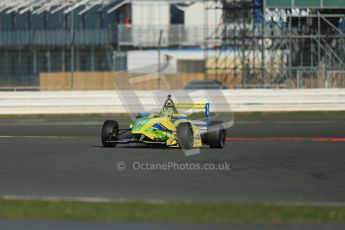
[119,0,222,47]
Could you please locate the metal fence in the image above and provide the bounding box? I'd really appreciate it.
[118,25,205,47]
[205,0,345,89]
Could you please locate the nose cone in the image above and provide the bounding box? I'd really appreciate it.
[132,117,172,133]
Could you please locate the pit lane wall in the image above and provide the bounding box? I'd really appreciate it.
[0,89,345,115]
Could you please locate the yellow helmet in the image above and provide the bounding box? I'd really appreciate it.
[160,107,174,117]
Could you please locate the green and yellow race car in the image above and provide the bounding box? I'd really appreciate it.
[101,95,226,149]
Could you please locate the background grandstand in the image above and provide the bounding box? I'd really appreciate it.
[0,0,344,89]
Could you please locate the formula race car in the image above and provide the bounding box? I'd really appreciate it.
[101,95,226,149]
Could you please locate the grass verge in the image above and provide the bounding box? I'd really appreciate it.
[0,199,345,223]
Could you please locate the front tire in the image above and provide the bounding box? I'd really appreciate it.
[207,121,226,149]
[176,122,194,150]
[101,120,119,147]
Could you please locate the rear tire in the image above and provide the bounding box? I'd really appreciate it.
[207,121,226,149]
[176,122,194,150]
[101,120,119,147]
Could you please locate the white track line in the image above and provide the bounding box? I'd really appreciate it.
[2,195,345,207]
[1,195,169,204]
[0,136,75,139]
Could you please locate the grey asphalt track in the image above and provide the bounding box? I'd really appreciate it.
[0,116,345,204]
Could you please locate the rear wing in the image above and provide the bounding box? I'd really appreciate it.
[175,103,210,126]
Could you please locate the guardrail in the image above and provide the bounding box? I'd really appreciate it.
[0,89,344,115]
[118,25,205,47]
[0,29,117,47]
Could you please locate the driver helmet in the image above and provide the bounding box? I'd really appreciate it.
[160,107,174,117]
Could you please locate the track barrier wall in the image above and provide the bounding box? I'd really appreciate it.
[0,89,344,115]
